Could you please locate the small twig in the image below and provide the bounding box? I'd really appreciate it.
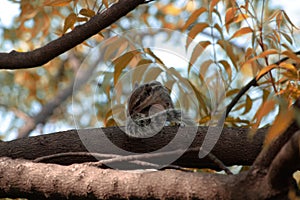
[200,148,233,175]
[225,50,300,118]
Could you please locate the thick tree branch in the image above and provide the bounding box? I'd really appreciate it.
[0,126,267,169]
[0,0,147,69]
[268,130,300,190]
[0,156,233,199]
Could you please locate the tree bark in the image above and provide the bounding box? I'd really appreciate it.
[0,126,266,169]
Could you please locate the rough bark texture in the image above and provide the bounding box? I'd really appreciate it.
[0,126,266,169]
[0,124,299,199]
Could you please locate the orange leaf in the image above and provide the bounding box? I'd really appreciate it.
[250,99,276,137]
[63,13,77,33]
[44,0,72,6]
[186,23,209,48]
[230,27,253,40]
[225,7,237,31]
[246,49,278,65]
[282,50,300,63]
[256,64,276,80]
[264,109,294,146]
[79,8,95,18]
[113,51,140,85]
[182,7,207,31]
[102,0,109,8]
[209,0,220,13]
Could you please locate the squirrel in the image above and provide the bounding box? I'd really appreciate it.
[125,81,194,138]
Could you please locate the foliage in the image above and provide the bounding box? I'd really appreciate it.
[0,0,300,144]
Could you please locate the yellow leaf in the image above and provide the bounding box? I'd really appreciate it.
[264,109,294,146]
[279,62,297,72]
[199,116,211,124]
[230,27,252,40]
[44,0,72,6]
[282,50,300,63]
[186,23,209,48]
[182,7,207,31]
[163,4,181,16]
[79,8,95,18]
[256,64,276,80]
[233,13,249,23]
[63,13,77,33]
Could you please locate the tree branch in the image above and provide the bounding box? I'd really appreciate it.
[0,126,267,169]
[0,0,147,69]
[225,50,300,117]
[0,156,232,199]
[268,130,300,190]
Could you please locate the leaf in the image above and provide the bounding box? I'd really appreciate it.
[278,31,293,45]
[225,7,237,31]
[230,27,253,40]
[250,99,276,137]
[44,0,72,6]
[144,48,166,68]
[217,40,237,69]
[279,62,297,72]
[163,4,181,16]
[102,0,109,8]
[256,64,276,80]
[188,80,209,115]
[113,51,138,85]
[282,50,300,63]
[226,89,240,97]
[188,41,211,73]
[209,0,220,13]
[233,13,249,23]
[242,95,252,115]
[63,13,77,33]
[282,10,299,29]
[76,17,88,22]
[246,49,278,65]
[186,23,209,48]
[199,59,213,78]
[218,60,232,80]
[144,67,163,82]
[275,11,283,29]
[182,7,207,31]
[79,8,95,18]
[264,108,294,146]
